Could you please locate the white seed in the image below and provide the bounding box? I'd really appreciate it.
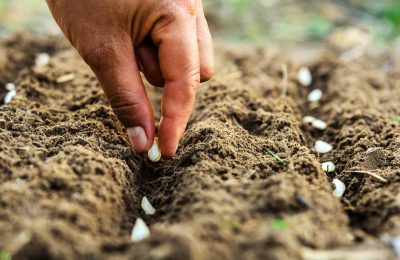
[391,236,400,257]
[297,67,312,87]
[321,161,336,172]
[35,53,50,67]
[381,235,400,257]
[131,218,150,242]
[3,89,16,104]
[315,140,333,154]
[141,196,156,215]
[332,178,346,198]
[148,138,161,162]
[308,89,323,102]
[56,73,75,83]
[5,83,15,91]
[312,119,328,130]
[303,116,316,124]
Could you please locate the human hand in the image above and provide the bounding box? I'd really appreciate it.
[46,0,214,157]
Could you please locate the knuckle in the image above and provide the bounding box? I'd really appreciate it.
[178,0,197,16]
[184,69,201,91]
[108,91,141,126]
[163,0,197,19]
[166,68,200,92]
[163,107,193,122]
[108,91,139,110]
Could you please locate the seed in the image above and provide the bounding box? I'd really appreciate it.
[5,83,15,91]
[141,196,156,215]
[315,140,333,153]
[297,67,312,87]
[312,119,327,130]
[148,137,161,162]
[308,89,323,102]
[321,161,335,172]
[332,178,345,198]
[391,236,400,257]
[303,116,316,124]
[131,218,150,242]
[56,73,75,83]
[35,53,50,67]
[3,89,16,104]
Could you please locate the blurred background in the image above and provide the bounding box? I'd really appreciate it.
[0,0,400,46]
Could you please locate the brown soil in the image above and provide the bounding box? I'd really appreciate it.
[0,35,399,260]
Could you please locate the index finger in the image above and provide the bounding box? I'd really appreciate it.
[151,5,200,158]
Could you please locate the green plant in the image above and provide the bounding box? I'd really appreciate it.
[266,148,287,165]
[272,219,287,230]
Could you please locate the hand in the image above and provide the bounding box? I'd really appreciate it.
[46,0,214,157]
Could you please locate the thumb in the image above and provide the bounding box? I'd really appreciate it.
[78,33,155,153]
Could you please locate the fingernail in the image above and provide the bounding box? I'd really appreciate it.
[127,127,148,153]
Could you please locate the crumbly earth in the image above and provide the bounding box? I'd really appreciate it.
[0,35,399,260]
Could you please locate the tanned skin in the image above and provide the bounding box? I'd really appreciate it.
[46,0,214,157]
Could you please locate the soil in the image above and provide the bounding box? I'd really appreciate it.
[0,35,399,260]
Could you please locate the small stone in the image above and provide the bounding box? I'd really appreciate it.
[312,119,327,130]
[332,178,345,198]
[131,218,150,242]
[315,140,333,154]
[308,89,323,102]
[297,67,312,87]
[321,161,335,172]
[141,196,156,215]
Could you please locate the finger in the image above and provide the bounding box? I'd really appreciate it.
[136,39,164,87]
[151,5,200,158]
[79,33,155,153]
[196,0,214,82]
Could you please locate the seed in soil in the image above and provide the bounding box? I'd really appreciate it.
[381,235,400,257]
[148,137,161,162]
[315,140,333,154]
[303,116,316,124]
[332,178,345,198]
[390,236,400,257]
[5,83,15,91]
[312,119,327,130]
[131,218,150,242]
[297,67,312,87]
[308,89,323,102]
[56,73,76,83]
[322,161,335,172]
[35,53,50,67]
[141,196,156,215]
[3,83,16,104]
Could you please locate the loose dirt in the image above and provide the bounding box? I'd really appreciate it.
[0,35,399,259]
